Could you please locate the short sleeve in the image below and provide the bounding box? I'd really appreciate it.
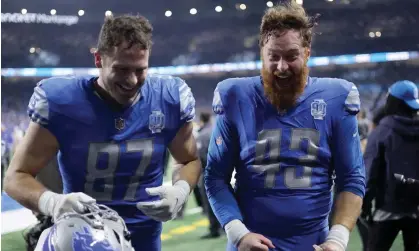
[28,85,50,126]
[178,80,196,123]
[344,83,361,115]
[212,87,224,115]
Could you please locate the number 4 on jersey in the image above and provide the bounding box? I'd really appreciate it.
[251,128,320,189]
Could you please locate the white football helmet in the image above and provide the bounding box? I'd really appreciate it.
[35,203,133,251]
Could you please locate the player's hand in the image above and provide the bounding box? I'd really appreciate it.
[38,191,96,221]
[313,241,344,251]
[136,180,190,222]
[237,233,275,251]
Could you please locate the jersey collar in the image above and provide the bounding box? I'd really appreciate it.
[91,78,142,112]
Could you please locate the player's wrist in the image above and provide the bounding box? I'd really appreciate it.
[224,219,250,247]
[326,224,350,250]
[38,190,61,216]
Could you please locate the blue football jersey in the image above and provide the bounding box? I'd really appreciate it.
[27,75,195,230]
[205,76,365,237]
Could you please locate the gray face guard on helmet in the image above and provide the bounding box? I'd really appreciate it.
[35,203,134,251]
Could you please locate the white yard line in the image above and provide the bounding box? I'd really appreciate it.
[185,207,202,215]
[2,208,38,234]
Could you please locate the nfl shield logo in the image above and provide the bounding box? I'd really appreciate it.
[311,99,327,120]
[149,111,165,134]
[115,118,125,130]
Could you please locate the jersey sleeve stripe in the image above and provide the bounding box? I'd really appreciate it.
[28,109,49,125]
[179,80,196,122]
[212,88,224,115]
[344,85,361,113]
[27,86,49,125]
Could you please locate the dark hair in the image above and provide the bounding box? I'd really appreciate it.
[259,1,318,48]
[385,94,417,118]
[200,112,211,124]
[373,105,387,126]
[97,14,153,54]
[23,214,53,251]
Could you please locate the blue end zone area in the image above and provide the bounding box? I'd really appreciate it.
[2,192,24,212]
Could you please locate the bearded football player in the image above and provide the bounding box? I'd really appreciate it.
[205,2,366,251]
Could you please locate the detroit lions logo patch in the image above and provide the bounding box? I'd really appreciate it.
[73,227,115,251]
[149,110,165,134]
[311,99,327,120]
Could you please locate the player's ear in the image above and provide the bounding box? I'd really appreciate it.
[94,52,103,68]
[305,47,311,58]
[304,47,311,63]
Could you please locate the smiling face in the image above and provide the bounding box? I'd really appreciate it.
[93,14,153,105]
[95,42,149,105]
[261,29,310,111]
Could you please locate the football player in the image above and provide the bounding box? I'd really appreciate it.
[4,14,201,251]
[204,2,365,251]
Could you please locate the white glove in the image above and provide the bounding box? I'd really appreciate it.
[38,190,96,221]
[313,224,349,251]
[225,219,251,246]
[136,180,190,222]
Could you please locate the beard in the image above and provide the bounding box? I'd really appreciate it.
[261,64,309,112]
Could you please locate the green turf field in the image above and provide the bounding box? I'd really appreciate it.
[1,198,404,251]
